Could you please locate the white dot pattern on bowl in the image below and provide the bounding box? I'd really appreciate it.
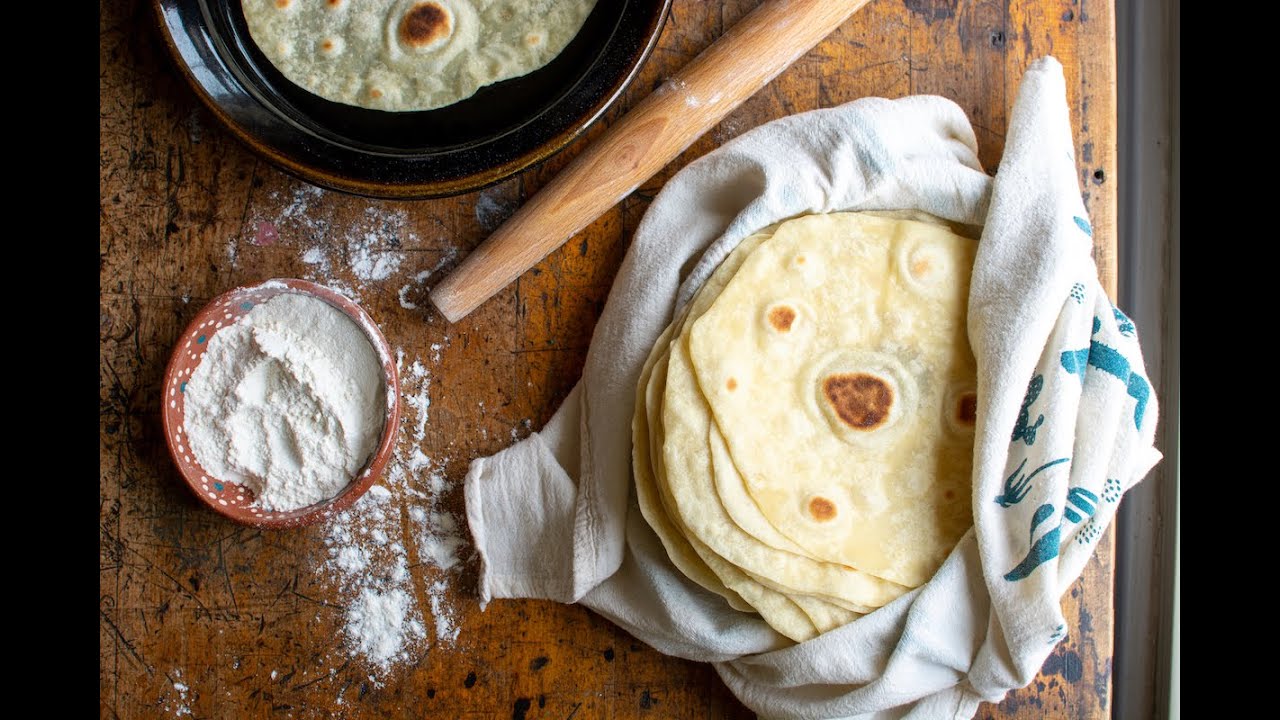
[170,293,260,516]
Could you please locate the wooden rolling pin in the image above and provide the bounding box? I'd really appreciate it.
[430,0,872,323]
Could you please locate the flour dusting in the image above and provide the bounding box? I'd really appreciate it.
[311,344,469,676]
[237,185,418,299]
[403,356,433,443]
[349,231,403,281]
[161,669,192,717]
[475,185,518,232]
[234,181,470,676]
[397,251,457,310]
[346,588,426,667]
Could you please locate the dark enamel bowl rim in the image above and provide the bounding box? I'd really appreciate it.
[161,279,402,529]
[151,0,672,199]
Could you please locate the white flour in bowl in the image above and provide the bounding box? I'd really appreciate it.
[183,293,386,511]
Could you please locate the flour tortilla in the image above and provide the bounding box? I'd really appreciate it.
[651,327,863,641]
[639,235,818,641]
[710,426,875,614]
[687,213,979,588]
[654,231,907,613]
[661,323,909,610]
[632,321,751,613]
[638,233,871,641]
[242,0,597,111]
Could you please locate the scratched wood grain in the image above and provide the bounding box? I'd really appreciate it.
[100,0,1118,717]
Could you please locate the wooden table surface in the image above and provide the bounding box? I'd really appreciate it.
[100,1,1119,717]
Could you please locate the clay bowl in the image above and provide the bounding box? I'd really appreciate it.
[161,279,401,528]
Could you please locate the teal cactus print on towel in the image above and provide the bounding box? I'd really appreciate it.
[1060,318,1152,429]
[1069,282,1086,304]
[1011,375,1046,445]
[1004,483,1098,582]
[1004,504,1062,581]
[995,457,1070,508]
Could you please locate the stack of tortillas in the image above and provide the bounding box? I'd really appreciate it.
[633,210,982,642]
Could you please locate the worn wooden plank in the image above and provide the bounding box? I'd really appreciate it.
[101,0,1118,717]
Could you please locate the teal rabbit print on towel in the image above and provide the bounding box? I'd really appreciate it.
[1060,317,1152,429]
[1011,375,1046,446]
[995,457,1070,508]
[1004,486,1099,582]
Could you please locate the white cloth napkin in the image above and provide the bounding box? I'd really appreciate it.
[463,56,1161,719]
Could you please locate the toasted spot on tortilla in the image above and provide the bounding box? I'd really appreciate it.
[399,2,452,47]
[768,305,796,332]
[822,373,893,430]
[808,497,837,522]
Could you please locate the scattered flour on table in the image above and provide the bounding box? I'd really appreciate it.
[314,346,470,674]
[428,579,461,644]
[234,184,422,300]
[713,114,749,146]
[404,357,433,443]
[161,669,192,717]
[474,185,518,232]
[232,181,475,674]
[346,588,426,666]
[301,247,326,265]
[349,232,403,281]
[396,270,430,310]
[234,181,466,316]
[397,250,457,310]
